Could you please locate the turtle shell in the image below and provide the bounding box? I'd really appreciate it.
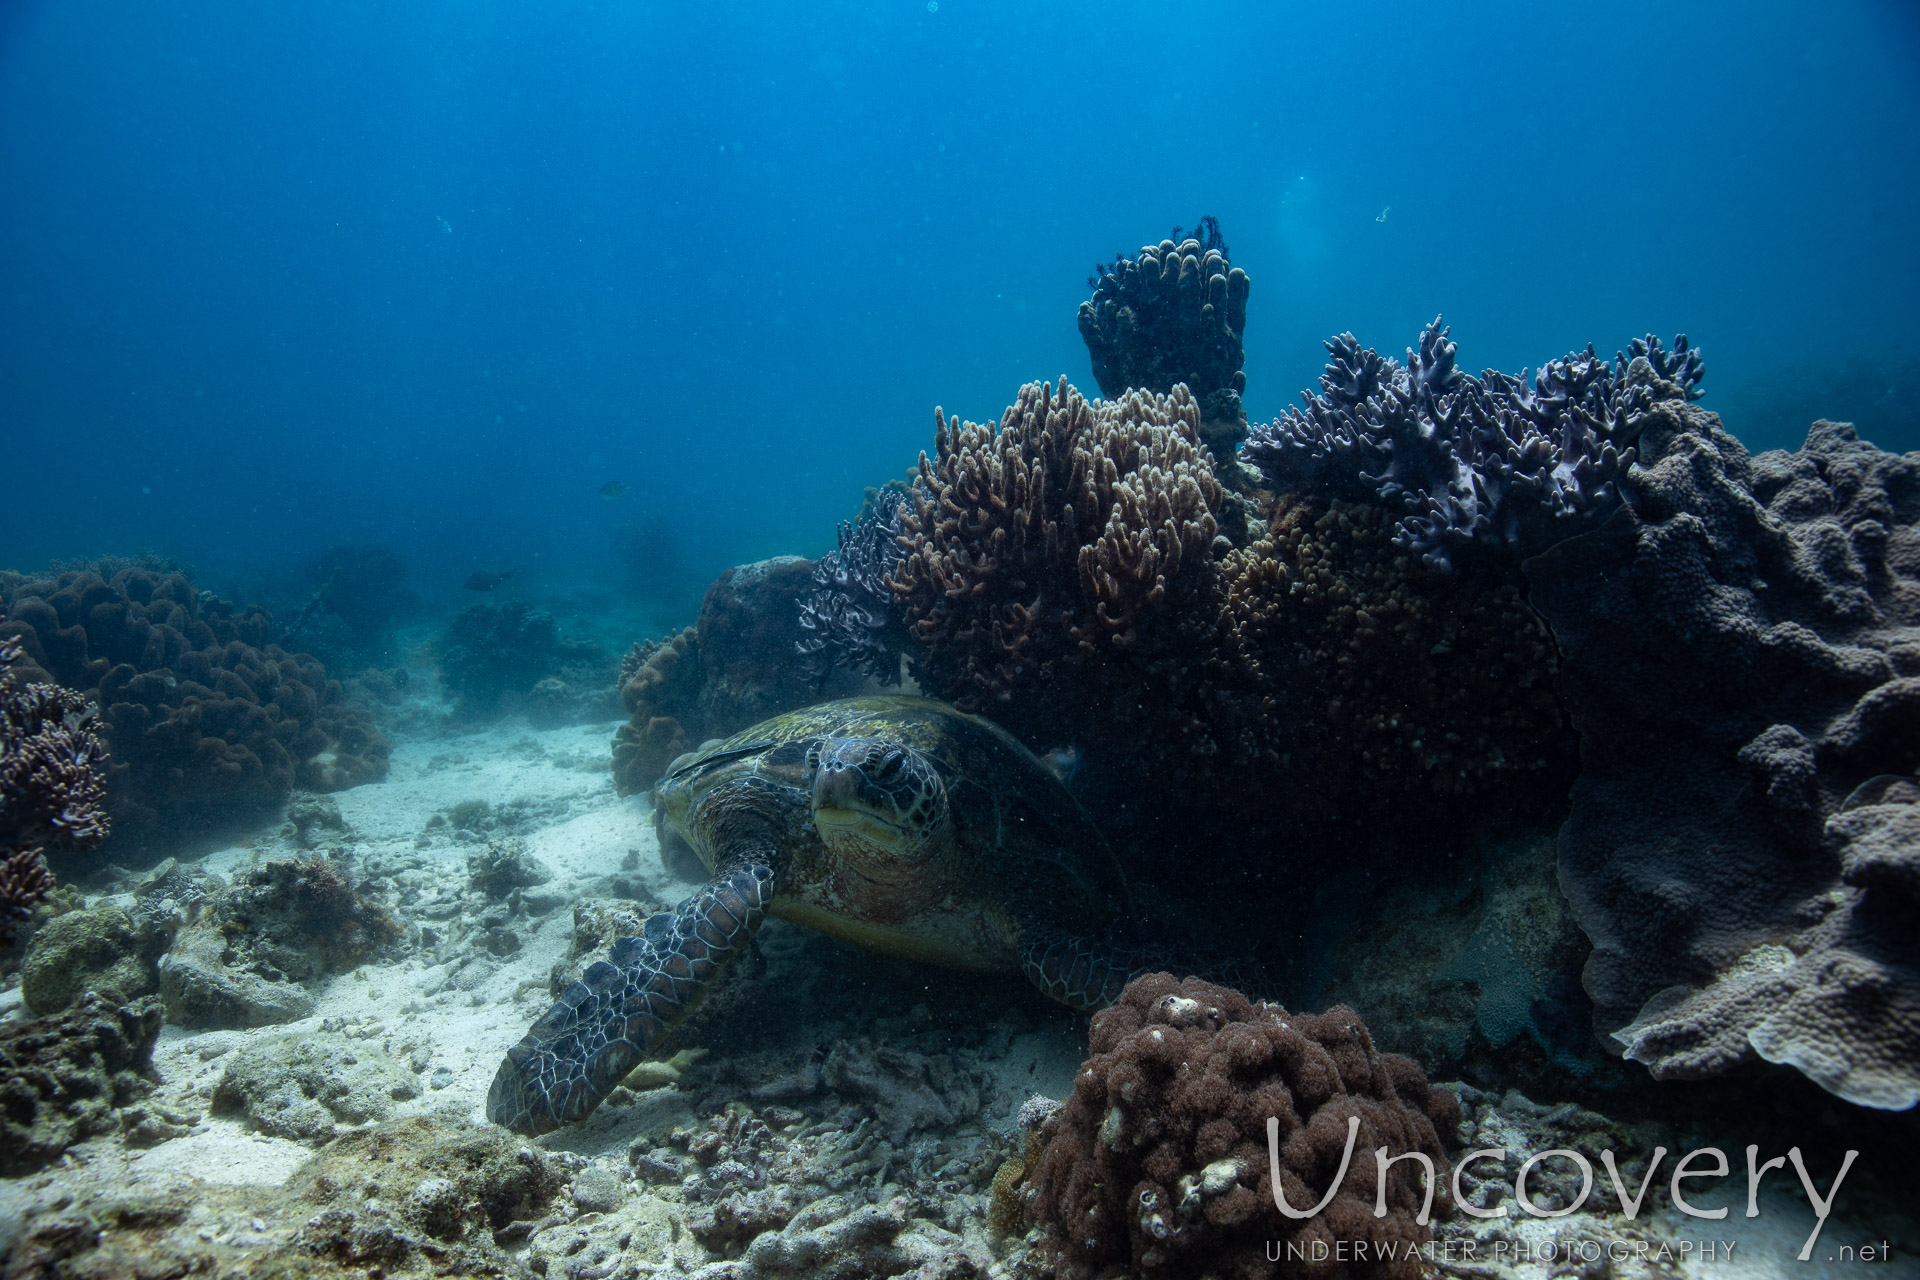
[654,695,1129,974]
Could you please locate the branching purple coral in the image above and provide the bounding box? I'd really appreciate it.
[1,637,110,939]
[1241,318,1704,571]
[796,489,908,685]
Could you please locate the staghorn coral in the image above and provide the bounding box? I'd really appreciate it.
[1079,219,1252,460]
[1243,318,1703,571]
[796,487,909,685]
[1527,409,1920,1109]
[0,564,387,845]
[891,379,1222,746]
[1214,496,1566,809]
[1027,973,1460,1279]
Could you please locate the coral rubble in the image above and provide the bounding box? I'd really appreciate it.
[1079,218,1252,460]
[1026,973,1459,1278]
[0,564,388,845]
[0,992,164,1174]
[1243,319,1703,571]
[1527,410,1920,1109]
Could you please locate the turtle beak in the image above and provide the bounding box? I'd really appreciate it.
[811,760,906,850]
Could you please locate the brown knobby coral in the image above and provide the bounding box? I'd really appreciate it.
[890,378,1223,756]
[1027,974,1459,1279]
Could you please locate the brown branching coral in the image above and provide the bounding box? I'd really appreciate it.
[890,379,1223,752]
[2,637,109,939]
[1027,974,1460,1279]
[1215,496,1565,810]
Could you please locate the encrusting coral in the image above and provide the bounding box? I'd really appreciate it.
[1079,218,1252,460]
[0,563,387,845]
[1242,318,1703,571]
[1527,407,1920,1109]
[1026,973,1460,1279]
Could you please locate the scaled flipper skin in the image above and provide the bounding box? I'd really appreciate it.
[486,851,776,1135]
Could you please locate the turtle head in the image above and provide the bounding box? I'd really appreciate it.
[809,737,950,878]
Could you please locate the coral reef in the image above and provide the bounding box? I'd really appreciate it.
[1242,319,1704,571]
[1079,219,1252,460]
[797,487,909,685]
[285,540,413,660]
[160,854,400,1028]
[1,637,108,938]
[1526,409,1920,1108]
[614,558,853,796]
[211,1030,423,1142]
[437,599,612,722]
[19,904,173,1014]
[1214,495,1566,810]
[891,379,1222,747]
[0,992,164,1174]
[1026,973,1460,1279]
[0,564,388,845]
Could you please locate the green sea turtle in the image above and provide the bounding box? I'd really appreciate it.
[487,695,1137,1136]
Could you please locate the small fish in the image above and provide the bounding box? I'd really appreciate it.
[599,480,628,500]
[464,569,516,592]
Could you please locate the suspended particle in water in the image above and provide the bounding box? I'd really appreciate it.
[927,1,937,11]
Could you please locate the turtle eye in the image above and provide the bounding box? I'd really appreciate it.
[874,751,905,780]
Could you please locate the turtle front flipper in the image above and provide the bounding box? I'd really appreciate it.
[486,850,776,1135]
[1021,932,1140,1011]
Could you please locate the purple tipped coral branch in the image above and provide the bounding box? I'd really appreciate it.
[1241,317,1703,570]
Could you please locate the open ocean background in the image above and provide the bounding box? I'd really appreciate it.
[3,0,1917,625]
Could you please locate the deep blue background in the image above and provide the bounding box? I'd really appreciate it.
[4,0,1917,614]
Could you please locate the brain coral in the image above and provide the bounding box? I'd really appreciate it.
[1527,408,1920,1109]
[0,564,388,846]
[1027,974,1459,1279]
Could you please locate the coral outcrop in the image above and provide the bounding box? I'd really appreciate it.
[0,992,164,1173]
[437,600,612,722]
[1079,219,1252,460]
[0,564,388,845]
[1026,974,1460,1279]
[1214,496,1566,811]
[1243,319,1703,571]
[891,379,1223,753]
[614,557,849,796]
[1526,410,1920,1109]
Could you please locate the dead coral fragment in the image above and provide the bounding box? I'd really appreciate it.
[1028,974,1459,1279]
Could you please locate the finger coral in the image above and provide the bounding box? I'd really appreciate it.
[1079,218,1252,460]
[1027,973,1460,1279]
[891,378,1223,759]
[1243,318,1703,571]
[0,563,388,847]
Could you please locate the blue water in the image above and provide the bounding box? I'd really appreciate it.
[3,0,1917,612]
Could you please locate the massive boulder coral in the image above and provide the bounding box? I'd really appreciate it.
[436,599,612,723]
[1079,218,1252,460]
[1526,409,1920,1108]
[1025,974,1459,1279]
[613,557,848,796]
[0,563,388,845]
[1215,496,1566,813]
[1243,319,1703,571]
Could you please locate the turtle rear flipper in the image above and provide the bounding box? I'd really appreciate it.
[486,854,776,1135]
